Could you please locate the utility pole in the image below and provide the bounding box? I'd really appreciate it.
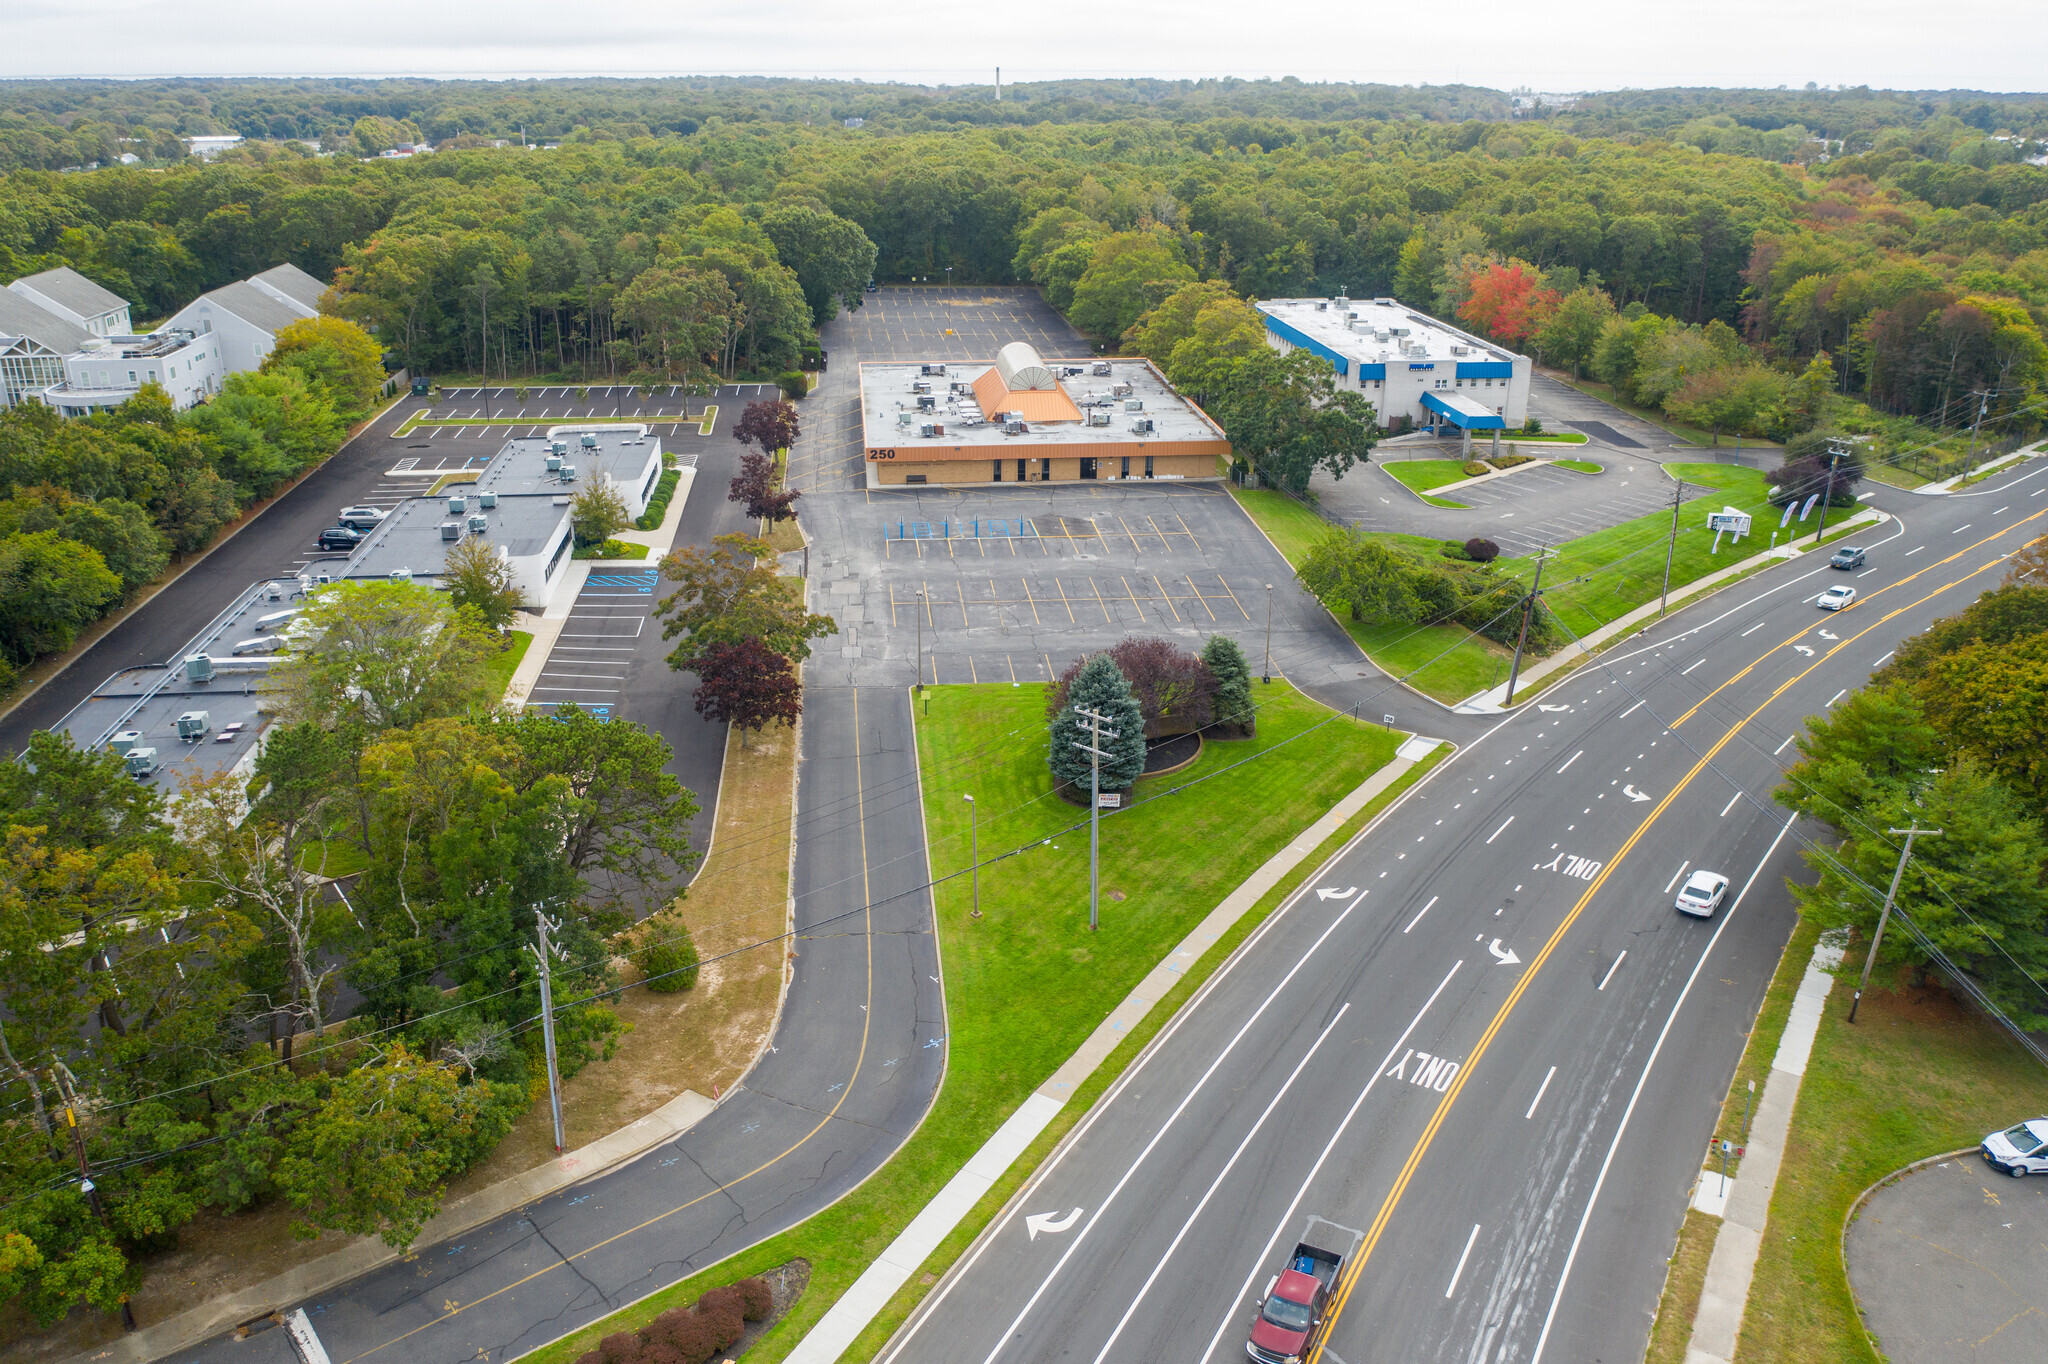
[1072,707,1119,932]
[1848,824,1943,1024]
[53,1066,134,1329]
[1503,548,1549,707]
[1965,388,1994,462]
[477,274,493,421]
[963,793,979,918]
[1262,583,1274,683]
[1660,479,1686,615]
[914,586,925,691]
[527,908,567,1152]
[1812,442,1846,546]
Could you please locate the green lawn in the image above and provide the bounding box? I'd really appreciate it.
[484,629,534,700]
[520,682,1407,1364]
[1501,431,1590,444]
[1554,459,1602,474]
[1734,936,2048,1364]
[1231,487,1339,564]
[1382,459,1477,494]
[573,539,653,560]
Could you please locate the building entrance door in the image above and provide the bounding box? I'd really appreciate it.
[1079,457,1098,480]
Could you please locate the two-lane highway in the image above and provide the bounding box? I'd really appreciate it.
[880,464,2047,1364]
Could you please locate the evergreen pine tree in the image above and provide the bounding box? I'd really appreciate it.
[1202,634,1254,733]
[1049,654,1146,792]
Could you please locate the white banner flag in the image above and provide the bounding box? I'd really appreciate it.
[1799,493,1821,521]
[1779,502,1796,529]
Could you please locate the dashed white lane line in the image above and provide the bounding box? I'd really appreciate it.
[1827,688,1847,706]
[1556,750,1583,774]
[1953,524,1972,533]
[1740,621,1766,636]
[1444,1224,1482,1298]
[1774,733,1796,755]
[1620,699,1645,719]
[1597,951,1627,991]
[1525,1066,1557,1120]
[1719,792,1742,817]
[1664,861,1691,893]
[1681,658,1705,675]
[1485,816,1514,844]
[1905,545,1924,555]
[1403,897,1439,934]
[1873,650,1895,667]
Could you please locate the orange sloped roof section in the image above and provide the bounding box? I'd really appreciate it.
[971,366,1082,423]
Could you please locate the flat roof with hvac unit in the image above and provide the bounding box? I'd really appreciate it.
[858,348,1229,488]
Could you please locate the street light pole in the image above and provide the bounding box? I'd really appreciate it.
[963,793,979,918]
[1812,444,1845,546]
[915,586,925,691]
[1849,824,1942,1023]
[1072,707,1118,932]
[1262,583,1274,683]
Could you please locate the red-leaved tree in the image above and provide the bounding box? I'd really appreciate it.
[1047,636,1216,733]
[692,637,802,744]
[733,399,801,453]
[1459,263,1562,349]
[728,450,799,524]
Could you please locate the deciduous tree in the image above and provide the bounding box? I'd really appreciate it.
[278,580,495,731]
[732,399,800,454]
[441,533,528,632]
[727,450,798,525]
[655,534,834,672]
[691,637,802,744]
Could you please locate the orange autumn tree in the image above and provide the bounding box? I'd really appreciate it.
[1458,263,1561,350]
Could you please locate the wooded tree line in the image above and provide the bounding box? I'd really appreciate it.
[1779,549,2048,1028]
[0,316,381,683]
[0,579,700,1326]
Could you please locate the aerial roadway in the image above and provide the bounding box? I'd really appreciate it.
[878,461,2046,1364]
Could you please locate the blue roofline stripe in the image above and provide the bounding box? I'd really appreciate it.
[1261,313,1349,376]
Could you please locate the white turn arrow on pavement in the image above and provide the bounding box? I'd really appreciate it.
[1794,645,1815,656]
[1622,784,1653,802]
[1818,629,1839,640]
[1317,887,1357,901]
[1025,1207,1084,1240]
[1488,939,1522,966]
[1537,704,1571,712]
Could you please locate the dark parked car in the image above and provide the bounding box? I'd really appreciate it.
[1830,546,1866,569]
[316,526,364,551]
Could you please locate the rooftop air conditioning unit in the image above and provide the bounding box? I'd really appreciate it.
[389,568,413,584]
[551,440,568,456]
[1450,345,1469,356]
[1125,399,1144,412]
[911,380,930,394]
[921,363,946,376]
[559,464,576,481]
[1004,419,1025,435]
[1087,411,1111,427]
[175,711,210,741]
[263,583,284,602]
[447,494,466,513]
[898,411,914,427]
[546,453,563,471]
[479,491,498,509]
[1111,381,1133,398]
[580,433,598,449]
[125,748,159,778]
[1131,417,1155,434]
[1315,301,1328,311]
[931,423,945,437]
[1391,326,1411,337]
[920,423,938,438]
[184,654,214,682]
[1092,361,1111,376]
[440,522,461,541]
[917,395,936,411]
[108,730,143,755]
[468,514,489,534]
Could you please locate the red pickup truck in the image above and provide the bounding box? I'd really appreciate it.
[1246,1230,1347,1364]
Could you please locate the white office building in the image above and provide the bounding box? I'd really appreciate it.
[0,288,88,409]
[1256,294,1531,445]
[6,266,132,338]
[165,263,327,373]
[40,330,224,415]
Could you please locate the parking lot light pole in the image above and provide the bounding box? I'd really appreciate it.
[1849,824,1942,1023]
[1263,584,1274,682]
[963,793,979,917]
[915,587,925,691]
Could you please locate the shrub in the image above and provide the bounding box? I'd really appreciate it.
[642,924,699,992]
[1519,416,1544,435]
[1488,453,1534,469]
[1461,460,1490,477]
[1464,537,1501,563]
[737,1276,773,1321]
[1439,539,1470,560]
[777,370,809,400]
[635,468,682,530]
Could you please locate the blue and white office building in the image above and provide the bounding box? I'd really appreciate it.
[1255,294,1531,444]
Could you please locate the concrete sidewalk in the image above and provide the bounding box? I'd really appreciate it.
[1911,441,2044,495]
[783,734,1448,1364]
[1682,931,1847,1364]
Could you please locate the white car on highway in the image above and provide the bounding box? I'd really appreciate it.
[1675,869,1731,917]
[1982,1119,2048,1177]
[1817,584,1856,611]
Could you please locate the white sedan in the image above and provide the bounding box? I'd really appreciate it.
[1817,584,1856,611]
[1675,869,1731,917]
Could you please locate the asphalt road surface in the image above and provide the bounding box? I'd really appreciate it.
[876,462,2048,1364]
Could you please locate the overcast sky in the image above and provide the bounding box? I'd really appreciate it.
[9,0,2044,94]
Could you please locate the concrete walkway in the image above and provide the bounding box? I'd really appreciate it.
[783,734,1449,1364]
[1454,509,1886,713]
[1911,441,2044,495]
[1682,931,1847,1364]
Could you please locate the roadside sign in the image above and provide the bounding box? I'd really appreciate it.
[1097,793,1121,809]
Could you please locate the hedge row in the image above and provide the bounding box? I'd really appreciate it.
[576,1278,772,1364]
[636,468,683,530]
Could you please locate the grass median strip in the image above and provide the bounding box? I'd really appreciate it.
[516,682,1413,1364]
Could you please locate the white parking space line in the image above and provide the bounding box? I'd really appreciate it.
[1525,1066,1557,1120]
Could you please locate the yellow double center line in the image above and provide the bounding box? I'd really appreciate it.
[1309,516,2043,1359]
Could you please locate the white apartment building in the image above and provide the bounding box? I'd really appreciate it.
[0,288,88,409]
[41,330,224,416]
[165,263,326,372]
[7,266,132,337]
[1256,294,1531,441]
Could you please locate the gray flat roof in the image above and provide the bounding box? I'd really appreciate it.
[1257,296,1523,365]
[473,428,663,498]
[11,266,127,322]
[858,358,1224,451]
[346,493,569,582]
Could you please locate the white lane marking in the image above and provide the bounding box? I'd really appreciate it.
[1488,938,1522,966]
[1857,568,1877,577]
[1995,506,2009,515]
[980,898,1370,1364]
[1486,816,1514,844]
[1622,784,1652,803]
[1528,812,1801,1364]
[1597,952,1627,991]
[1403,897,1439,933]
[1905,545,1924,555]
[1953,524,1972,533]
[1024,1208,1082,1240]
[1774,733,1796,756]
[1194,962,1464,1364]
[1086,1004,1352,1363]
[1739,620,1766,637]
[1525,1065,1558,1120]
[1873,650,1895,667]
[1663,861,1691,894]
[1619,699,1645,719]
[1719,792,1742,817]
[1556,750,1583,774]
[1681,658,1705,675]
[1827,688,1847,706]
[1445,1223,1482,1298]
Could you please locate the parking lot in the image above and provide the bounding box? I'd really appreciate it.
[526,568,661,721]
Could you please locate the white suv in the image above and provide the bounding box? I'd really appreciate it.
[1675,870,1730,917]
[337,506,387,531]
[1982,1119,2048,1177]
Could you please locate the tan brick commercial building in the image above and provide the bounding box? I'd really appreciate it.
[860,343,1231,488]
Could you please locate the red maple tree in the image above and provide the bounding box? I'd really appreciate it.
[1458,264,1561,348]
[691,637,802,743]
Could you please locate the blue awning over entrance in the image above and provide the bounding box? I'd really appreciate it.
[1421,390,1506,429]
